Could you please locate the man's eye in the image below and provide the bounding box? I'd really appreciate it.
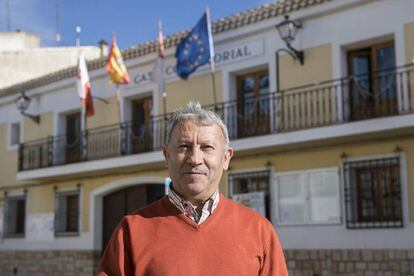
[202,145,214,150]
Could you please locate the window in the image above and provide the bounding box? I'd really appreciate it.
[236,70,270,138]
[4,195,26,238]
[130,96,153,153]
[229,170,271,220]
[343,157,402,229]
[8,122,21,148]
[348,41,397,120]
[276,168,340,225]
[55,190,80,236]
[65,112,81,163]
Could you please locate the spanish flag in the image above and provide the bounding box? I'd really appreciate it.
[105,35,130,84]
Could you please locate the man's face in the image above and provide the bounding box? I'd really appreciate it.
[163,120,233,203]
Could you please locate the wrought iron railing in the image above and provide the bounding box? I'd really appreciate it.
[18,64,414,171]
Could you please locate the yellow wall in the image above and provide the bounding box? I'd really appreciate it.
[278,44,332,90]
[0,123,18,188]
[164,72,222,112]
[28,185,54,214]
[87,96,119,129]
[405,22,414,64]
[23,111,54,142]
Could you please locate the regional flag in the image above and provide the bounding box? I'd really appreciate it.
[105,35,130,84]
[175,12,213,80]
[76,54,94,117]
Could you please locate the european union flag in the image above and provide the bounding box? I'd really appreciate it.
[175,13,211,80]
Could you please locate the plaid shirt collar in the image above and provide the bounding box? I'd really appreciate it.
[168,185,220,225]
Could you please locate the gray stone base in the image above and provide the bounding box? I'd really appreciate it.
[0,250,100,276]
[286,249,414,276]
[0,249,413,275]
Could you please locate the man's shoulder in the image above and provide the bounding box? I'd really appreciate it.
[125,196,173,222]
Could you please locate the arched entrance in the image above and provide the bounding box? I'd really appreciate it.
[102,183,164,251]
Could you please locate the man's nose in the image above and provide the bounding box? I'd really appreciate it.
[187,147,203,165]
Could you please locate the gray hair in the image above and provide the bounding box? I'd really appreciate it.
[165,101,230,150]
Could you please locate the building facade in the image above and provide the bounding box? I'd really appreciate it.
[0,0,414,275]
[0,31,102,89]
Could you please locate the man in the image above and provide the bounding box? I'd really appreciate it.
[97,102,288,275]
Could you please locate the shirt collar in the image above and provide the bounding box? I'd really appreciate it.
[167,185,220,224]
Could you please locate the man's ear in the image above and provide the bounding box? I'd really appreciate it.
[162,145,169,168]
[223,147,233,171]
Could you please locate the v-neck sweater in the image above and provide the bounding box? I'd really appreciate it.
[97,195,288,276]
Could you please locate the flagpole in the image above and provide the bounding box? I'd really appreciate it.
[158,20,167,115]
[206,6,218,107]
[76,26,87,160]
[76,26,86,131]
[116,84,122,123]
[162,92,167,115]
[111,32,123,123]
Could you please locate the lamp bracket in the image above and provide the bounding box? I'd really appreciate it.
[21,111,40,124]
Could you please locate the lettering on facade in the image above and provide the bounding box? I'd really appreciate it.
[134,71,153,85]
[133,39,263,85]
[213,46,252,64]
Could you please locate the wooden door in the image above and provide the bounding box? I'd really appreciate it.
[66,112,81,163]
[236,70,270,138]
[102,184,164,252]
[348,42,396,120]
[131,97,153,153]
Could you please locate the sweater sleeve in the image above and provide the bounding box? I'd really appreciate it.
[97,217,134,276]
[260,221,288,276]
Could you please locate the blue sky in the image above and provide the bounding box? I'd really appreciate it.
[0,0,275,49]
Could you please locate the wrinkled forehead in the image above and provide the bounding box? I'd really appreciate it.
[170,119,224,143]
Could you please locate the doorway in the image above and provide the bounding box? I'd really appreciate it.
[102,184,164,252]
[348,42,396,120]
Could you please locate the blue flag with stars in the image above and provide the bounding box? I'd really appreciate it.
[175,13,211,80]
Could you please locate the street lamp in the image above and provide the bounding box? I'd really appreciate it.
[275,14,304,92]
[15,92,40,124]
[276,15,304,64]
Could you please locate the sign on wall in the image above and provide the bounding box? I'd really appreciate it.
[232,191,266,217]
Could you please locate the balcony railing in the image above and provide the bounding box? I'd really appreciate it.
[19,64,414,171]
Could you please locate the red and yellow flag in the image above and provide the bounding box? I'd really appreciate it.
[105,35,130,84]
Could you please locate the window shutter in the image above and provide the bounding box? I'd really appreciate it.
[8,201,17,235]
[277,173,306,224]
[55,194,67,233]
[308,169,340,223]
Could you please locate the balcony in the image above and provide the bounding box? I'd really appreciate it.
[19,64,414,171]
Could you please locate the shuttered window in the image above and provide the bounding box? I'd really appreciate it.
[55,190,80,236]
[4,195,26,238]
[276,168,341,225]
[10,123,21,146]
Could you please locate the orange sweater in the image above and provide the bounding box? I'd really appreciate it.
[97,195,288,276]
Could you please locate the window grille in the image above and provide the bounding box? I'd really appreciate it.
[4,195,26,238]
[228,170,271,220]
[55,190,80,236]
[343,157,402,229]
